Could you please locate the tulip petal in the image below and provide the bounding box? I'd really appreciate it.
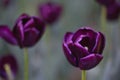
[16,13,30,25]
[106,3,120,20]
[67,41,89,59]
[72,27,97,52]
[0,25,17,45]
[13,21,24,47]
[74,43,89,58]
[72,27,97,42]
[24,18,34,29]
[63,43,78,67]
[79,54,103,70]
[23,17,45,47]
[32,17,45,34]
[72,28,85,42]
[92,32,105,54]
[23,28,40,47]
[39,2,62,24]
[18,13,29,20]
[0,54,18,79]
[64,32,73,44]
[13,14,30,43]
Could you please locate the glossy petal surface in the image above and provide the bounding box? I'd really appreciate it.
[63,27,105,70]
[79,54,103,70]
[13,13,45,48]
[0,13,45,48]
[72,27,97,52]
[64,32,73,44]
[92,32,105,54]
[0,25,17,45]
[23,28,40,47]
[63,43,78,66]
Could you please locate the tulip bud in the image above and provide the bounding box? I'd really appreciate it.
[38,2,62,24]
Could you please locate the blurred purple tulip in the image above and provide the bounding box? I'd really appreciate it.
[1,0,11,8]
[96,0,115,6]
[63,27,105,70]
[106,3,120,20]
[96,0,120,21]
[38,2,62,24]
[0,13,45,48]
[0,54,18,80]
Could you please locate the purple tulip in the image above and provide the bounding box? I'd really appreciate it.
[96,0,115,6]
[38,2,62,24]
[0,54,18,80]
[0,13,45,48]
[106,3,120,20]
[63,27,105,70]
[1,0,11,8]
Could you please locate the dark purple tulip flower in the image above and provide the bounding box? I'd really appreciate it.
[38,2,62,24]
[106,3,120,20]
[63,27,105,70]
[0,13,45,48]
[0,54,18,80]
[96,0,115,6]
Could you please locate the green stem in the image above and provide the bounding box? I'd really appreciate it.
[45,26,52,56]
[81,70,86,80]
[101,6,107,32]
[24,48,29,80]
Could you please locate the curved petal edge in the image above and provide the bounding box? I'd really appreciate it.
[0,25,18,45]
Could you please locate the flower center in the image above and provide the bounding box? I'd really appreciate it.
[4,64,14,80]
[84,46,88,50]
[79,36,90,50]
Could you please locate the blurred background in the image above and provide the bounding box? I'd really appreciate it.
[0,0,120,80]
